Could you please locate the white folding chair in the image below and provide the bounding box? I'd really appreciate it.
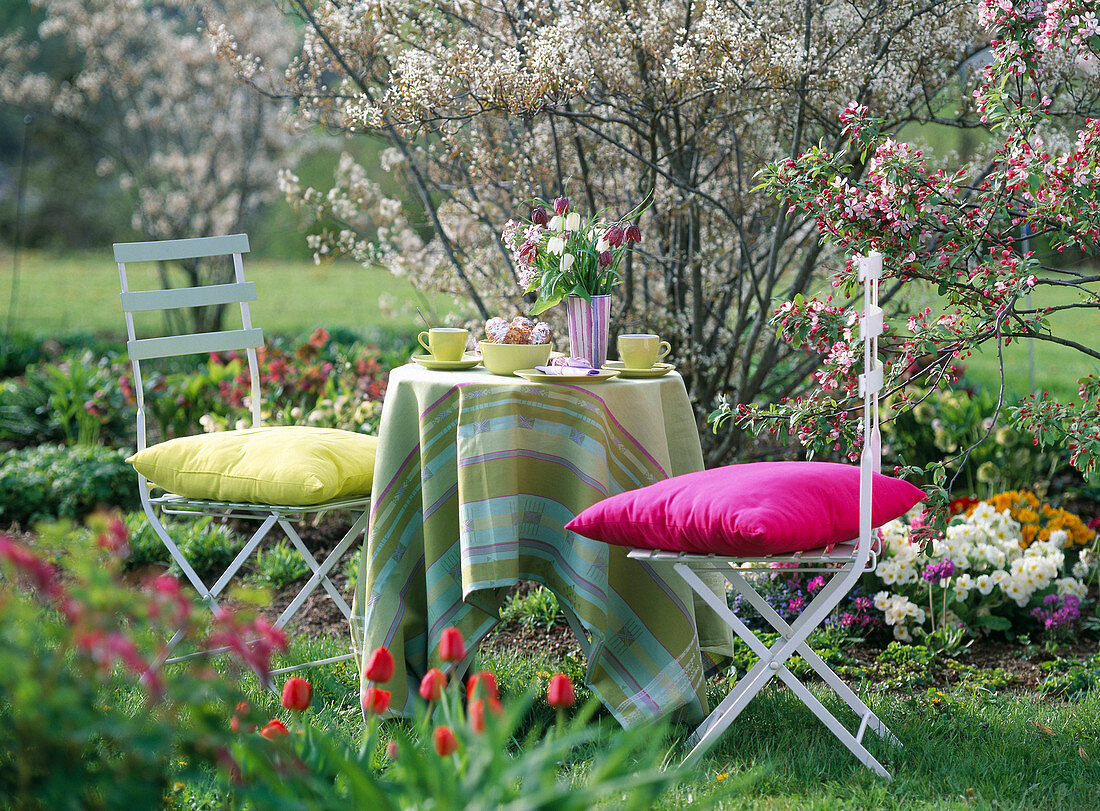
[628,253,901,777]
[116,234,369,678]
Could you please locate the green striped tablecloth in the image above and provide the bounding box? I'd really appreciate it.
[350,363,733,726]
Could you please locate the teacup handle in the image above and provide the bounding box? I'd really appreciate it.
[417,331,431,354]
[656,341,672,361]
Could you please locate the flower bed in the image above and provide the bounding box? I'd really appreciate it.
[870,491,1097,642]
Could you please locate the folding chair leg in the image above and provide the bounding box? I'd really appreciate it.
[777,668,892,778]
[671,562,894,777]
[275,512,364,627]
[728,573,900,746]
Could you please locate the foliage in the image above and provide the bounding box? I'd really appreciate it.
[228,632,692,810]
[1039,652,1100,697]
[0,519,284,809]
[255,539,311,590]
[728,571,881,639]
[0,0,297,332]
[499,584,566,632]
[869,494,1097,642]
[0,444,138,527]
[883,385,1067,497]
[212,0,986,464]
[732,1,1100,537]
[0,351,134,448]
[0,330,47,378]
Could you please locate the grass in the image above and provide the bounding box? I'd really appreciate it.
[0,249,467,339]
[154,632,1100,809]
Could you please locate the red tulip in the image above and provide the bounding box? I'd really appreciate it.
[553,196,569,215]
[439,627,466,662]
[467,670,499,701]
[364,646,395,683]
[386,739,400,760]
[604,225,624,247]
[420,667,448,701]
[625,223,642,243]
[547,673,576,708]
[281,677,312,712]
[598,250,613,268]
[531,206,549,226]
[260,719,289,739]
[433,725,459,756]
[361,687,391,716]
[469,698,487,734]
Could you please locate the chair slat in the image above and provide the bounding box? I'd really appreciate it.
[859,360,884,396]
[127,328,263,360]
[121,282,257,313]
[861,305,884,340]
[114,234,250,263]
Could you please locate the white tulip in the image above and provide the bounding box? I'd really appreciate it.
[547,236,565,255]
[560,253,575,272]
[565,211,580,231]
[549,214,564,232]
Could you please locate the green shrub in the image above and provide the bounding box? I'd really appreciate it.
[0,444,138,527]
[164,517,245,584]
[499,584,565,630]
[0,521,270,810]
[255,539,310,589]
[883,385,1067,496]
[0,330,47,377]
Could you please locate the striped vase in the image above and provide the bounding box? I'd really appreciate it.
[565,294,612,367]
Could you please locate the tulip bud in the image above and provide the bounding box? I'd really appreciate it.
[439,627,466,662]
[625,223,642,243]
[553,196,569,215]
[281,677,312,712]
[260,719,289,739]
[564,211,580,231]
[387,739,400,760]
[361,686,392,715]
[467,670,499,701]
[363,646,395,683]
[547,673,576,707]
[419,667,447,701]
[605,225,624,248]
[598,251,613,268]
[469,698,487,734]
[433,725,459,756]
[531,206,549,226]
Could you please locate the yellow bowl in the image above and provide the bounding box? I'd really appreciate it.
[478,341,552,376]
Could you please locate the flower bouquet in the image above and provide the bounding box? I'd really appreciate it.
[501,196,645,316]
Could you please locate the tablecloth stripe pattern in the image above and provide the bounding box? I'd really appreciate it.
[351,365,732,727]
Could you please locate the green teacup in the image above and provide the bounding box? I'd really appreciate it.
[418,328,469,362]
[617,333,671,370]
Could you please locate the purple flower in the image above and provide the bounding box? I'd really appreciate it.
[553,196,569,215]
[624,223,642,243]
[854,597,872,611]
[531,206,549,226]
[922,559,956,584]
[518,241,537,265]
[598,250,613,268]
[604,225,624,248]
[807,576,825,594]
[788,597,805,613]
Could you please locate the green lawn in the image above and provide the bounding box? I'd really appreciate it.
[0,249,467,340]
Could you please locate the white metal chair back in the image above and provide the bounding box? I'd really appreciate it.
[629,253,899,777]
[114,234,367,682]
[116,233,262,451]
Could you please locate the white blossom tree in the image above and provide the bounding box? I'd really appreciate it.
[214,0,987,462]
[0,0,296,332]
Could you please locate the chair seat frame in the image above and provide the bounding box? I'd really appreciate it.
[116,234,368,679]
[630,253,900,778]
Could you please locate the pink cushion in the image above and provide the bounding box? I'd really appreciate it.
[565,461,925,556]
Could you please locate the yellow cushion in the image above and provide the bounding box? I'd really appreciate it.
[127,426,378,506]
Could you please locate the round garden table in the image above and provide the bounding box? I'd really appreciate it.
[349,362,733,726]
